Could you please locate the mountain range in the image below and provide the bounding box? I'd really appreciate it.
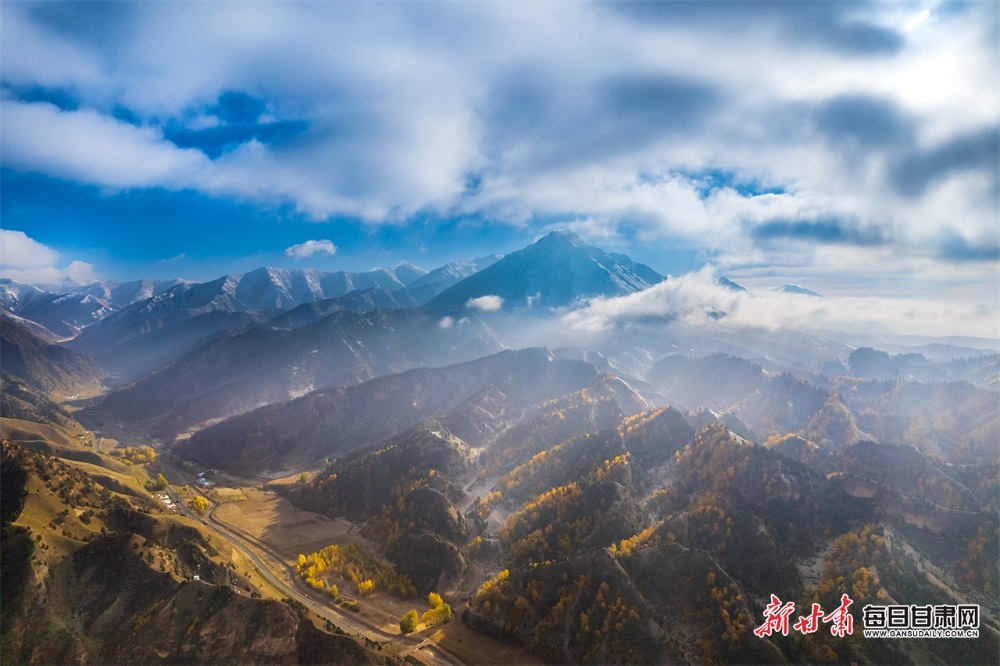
[175,347,608,475]
[1,232,672,386]
[2,229,999,666]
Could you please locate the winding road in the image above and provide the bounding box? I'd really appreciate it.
[158,459,462,665]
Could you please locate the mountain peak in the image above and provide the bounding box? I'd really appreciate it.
[392,262,427,286]
[536,229,585,246]
[779,284,823,297]
[426,232,662,310]
[716,277,747,292]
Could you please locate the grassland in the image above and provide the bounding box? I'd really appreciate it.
[426,621,544,665]
[212,488,359,561]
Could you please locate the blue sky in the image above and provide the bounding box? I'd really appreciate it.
[1,1,997,335]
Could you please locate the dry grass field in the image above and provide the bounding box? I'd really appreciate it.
[212,487,359,561]
[427,622,543,665]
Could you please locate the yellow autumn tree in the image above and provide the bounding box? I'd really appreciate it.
[399,609,418,633]
[421,602,452,626]
[190,495,209,515]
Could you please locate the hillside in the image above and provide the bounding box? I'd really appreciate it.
[0,313,105,397]
[177,348,604,475]
[1,441,387,665]
[265,288,421,329]
[647,353,831,442]
[82,307,507,438]
[405,255,503,304]
[462,422,998,665]
[285,423,473,592]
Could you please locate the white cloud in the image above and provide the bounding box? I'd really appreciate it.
[0,229,59,268]
[1,101,210,189]
[564,268,997,339]
[903,9,931,32]
[63,260,100,284]
[466,295,504,311]
[0,1,996,317]
[0,8,107,91]
[0,229,98,286]
[438,316,454,329]
[284,239,337,259]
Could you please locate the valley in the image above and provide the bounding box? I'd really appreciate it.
[154,455,543,665]
[2,232,998,665]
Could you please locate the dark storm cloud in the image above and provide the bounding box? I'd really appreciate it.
[751,218,887,246]
[27,0,135,55]
[812,95,915,148]
[598,74,719,133]
[820,21,905,56]
[612,0,904,56]
[478,69,554,148]
[890,127,1000,197]
[481,70,721,170]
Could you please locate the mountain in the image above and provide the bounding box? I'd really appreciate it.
[390,261,428,285]
[273,374,660,593]
[1,441,388,665]
[0,311,61,344]
[284,422,476,592]
[0,312,104,396]
[266,287,421,329]
[479,376,656,476]
[0,278,188,338]
[65,279,275,382]
[841,346,998,384]
[174,347,604,474]
[66,267,423,381]
[12,291,116,337]
[715,276,747,292]
[266,256,509,327]
[426,231,662,309]
[647,353,831,442]
[76,278,191,308]
[4,265,424,346]
[848,347,924,380]
[779,283,822,297]
[844,379,999,463]
[405,255,502,304]
[82,307,507,437]
[0,279,47,312]
[463,416,998,665]
[7,232,1000,666]
[221,266,408,310]
[147,266,412,312]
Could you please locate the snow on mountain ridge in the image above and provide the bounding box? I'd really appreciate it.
[427,231,663,310]
[406,255,502,302]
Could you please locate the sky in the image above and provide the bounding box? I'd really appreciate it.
[1,1,997,337]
